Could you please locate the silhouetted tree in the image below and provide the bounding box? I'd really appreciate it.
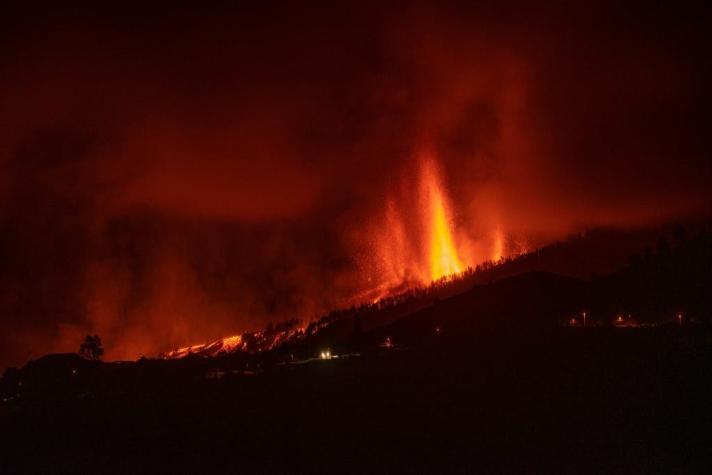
[78,335,104,361]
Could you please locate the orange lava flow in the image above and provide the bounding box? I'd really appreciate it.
[162,334,244,359]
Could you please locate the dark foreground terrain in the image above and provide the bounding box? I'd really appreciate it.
[3,231,712,473]
[2,322,711,473]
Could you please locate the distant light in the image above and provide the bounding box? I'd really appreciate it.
[379,336,394,349]
[320,350,332,360]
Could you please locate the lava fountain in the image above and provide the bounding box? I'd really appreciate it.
[419,157,464,280]
[364,152,469,302]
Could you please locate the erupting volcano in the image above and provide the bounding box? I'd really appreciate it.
[366,152,471,302]
[163,153,471,358]
[3,2,712,472]
[420,156,465,280]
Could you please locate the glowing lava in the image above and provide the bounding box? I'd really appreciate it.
[162,334,243,359]
[366,152,467,301]
[420,158,464,280]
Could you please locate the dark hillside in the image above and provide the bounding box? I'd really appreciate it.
[2,228,711,473]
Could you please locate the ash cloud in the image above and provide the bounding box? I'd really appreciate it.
[1,2,711,367]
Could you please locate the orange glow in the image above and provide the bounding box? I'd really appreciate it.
[161,334,244,359]
[363,151,470,300]
[358,149,531,305]
[381,199,411,284]
[160,323,306,359]
[491,229,504,262]
[420,158,464,280]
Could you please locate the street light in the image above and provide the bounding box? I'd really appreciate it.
[582,311,587,328]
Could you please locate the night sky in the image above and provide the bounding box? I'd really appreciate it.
[1,1,711,367]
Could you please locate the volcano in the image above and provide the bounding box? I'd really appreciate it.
[3,2,712,472]
[3,229,712,473]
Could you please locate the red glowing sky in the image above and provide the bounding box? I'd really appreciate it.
[0,2,711,367]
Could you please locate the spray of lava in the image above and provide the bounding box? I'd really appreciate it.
[163,153,500,358]
[363,152,469,302]
[420,157,464,280]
